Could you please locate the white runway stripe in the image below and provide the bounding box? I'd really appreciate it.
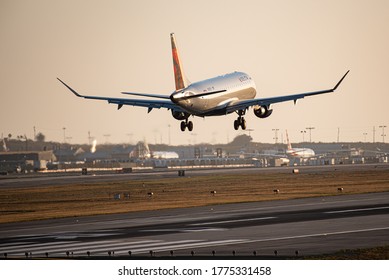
[36,240,163,255]
[0,238,249,256]
[0,239,157,255]
[190,217,276,226]
[0,241,74,253]
[229,226,389,245]
[79,240,202,255]
[123,239,248,255]
[325,206,389,214]
[0,242,35,248]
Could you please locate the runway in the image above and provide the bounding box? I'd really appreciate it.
[1,191,389,258]
[1,163,388,189]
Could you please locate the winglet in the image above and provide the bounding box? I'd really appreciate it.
[333,70,350,91]
[57,78,84,97]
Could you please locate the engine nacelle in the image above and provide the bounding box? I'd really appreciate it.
[171,110,190,120]
[253,105,273,118]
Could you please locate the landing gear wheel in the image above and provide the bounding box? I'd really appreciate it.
[180,119,194,132]
[188,121,193,131]
[241,117,246,130]
[234,116,247,130]
[234,120,239,130]
[180,121,186,131]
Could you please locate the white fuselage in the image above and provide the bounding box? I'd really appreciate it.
[171,72,257,116]
[286,148,315,158]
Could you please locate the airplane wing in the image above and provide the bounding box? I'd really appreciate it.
[57,78,185,112]
[225,70,349,114]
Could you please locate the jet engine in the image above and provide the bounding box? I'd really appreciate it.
[171,110,190,120]
[253,105,273,118]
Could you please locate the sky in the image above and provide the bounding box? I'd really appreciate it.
[1,0,388,146]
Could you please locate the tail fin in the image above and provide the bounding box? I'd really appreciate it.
[170,33,189,91]
[286,130,292,150]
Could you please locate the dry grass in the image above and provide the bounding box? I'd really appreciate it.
[1,168,389,223]
[306,246,389,260]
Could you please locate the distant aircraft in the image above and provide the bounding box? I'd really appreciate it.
[58,33,349,132]
[129,141,179,159]
[152,151,179,159]
[285,130,315,158]
[2,138,8,152]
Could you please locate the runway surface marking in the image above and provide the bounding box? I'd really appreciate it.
[240,226,389,245]
[212,196,389,215]
[141,228,227,233]
[4,226,388,257]
[0,238,247,257]
[2,224,388,257]
[0,240,156,254]
[0,241,73,252]
[190,217,276,226]
[126,239,248,254]
[1,191,388,257]
[181,228,227,232]
[325,206,389,214]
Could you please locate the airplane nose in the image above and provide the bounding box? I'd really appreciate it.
[170,91,183,103]
[169,92,176,102]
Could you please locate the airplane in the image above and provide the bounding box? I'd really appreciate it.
[57,33,349,132]
[285,130,315,158]
[2,138,8,152]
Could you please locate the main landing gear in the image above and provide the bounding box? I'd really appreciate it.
[180,119,193,131]
[234,110,246,130]
[234,116,246,130]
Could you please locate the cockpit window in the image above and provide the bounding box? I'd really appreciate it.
[239,75,249,82]
[185,91,194,97]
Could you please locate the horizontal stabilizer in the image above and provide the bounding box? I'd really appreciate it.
[121,92,171,99]
[172,89,227,101]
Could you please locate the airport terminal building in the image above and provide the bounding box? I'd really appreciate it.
[0,151,55,173]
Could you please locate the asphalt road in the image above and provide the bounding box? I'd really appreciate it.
[1,191,389,258]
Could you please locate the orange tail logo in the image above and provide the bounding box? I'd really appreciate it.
[171,33,188,91]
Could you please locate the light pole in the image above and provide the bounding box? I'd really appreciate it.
[306,127,315,142]
[300,130,306,142]
[168,124,171,145]
[62,127,66,143]
[103,134,111,143]
[246,129,254,137]
[379,125,387,143]
[272,128,279,144]
[363,132,367,142]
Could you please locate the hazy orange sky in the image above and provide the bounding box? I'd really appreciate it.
[1,0,388,145]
